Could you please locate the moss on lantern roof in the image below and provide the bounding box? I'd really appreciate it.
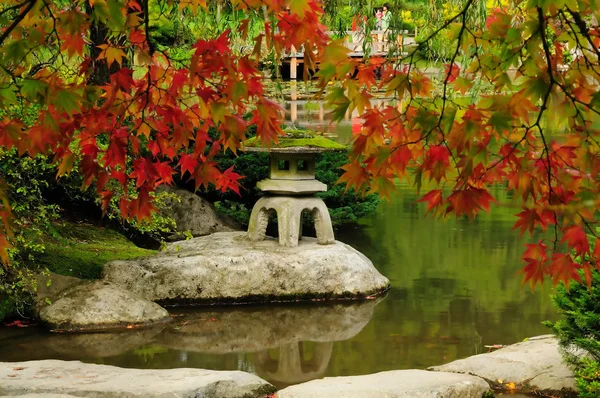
[243,129,346,152]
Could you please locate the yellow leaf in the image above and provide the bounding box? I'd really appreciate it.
[57,153,74,176]
[98,46,127,67]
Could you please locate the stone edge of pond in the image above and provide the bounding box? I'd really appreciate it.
[428,335,579,398]
[42,315,173,333]
[156,285,391,307]
[0,360,276,398]
[275,369,493,398]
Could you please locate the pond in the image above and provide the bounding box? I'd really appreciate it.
[0,182,557,389]
[0,87,558,393]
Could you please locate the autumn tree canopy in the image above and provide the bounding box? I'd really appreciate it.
[0,0,599,288]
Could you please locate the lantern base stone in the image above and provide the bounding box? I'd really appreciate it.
[103,232,390,305]
[256,179,327,194]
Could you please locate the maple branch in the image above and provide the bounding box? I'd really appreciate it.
[566,8,600,61]
[0,0,31,17]
[142,0,155,56]
[536,7,560,250]
[0,0,37,49]
[438,6,468,168]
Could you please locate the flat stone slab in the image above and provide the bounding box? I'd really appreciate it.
[2,395,80,398]
[276,369,491,397]
[429,335,577,396]
[103,232,390,304]
[257,178,327,194]
[39,280,172,332]
[0,360,275,398]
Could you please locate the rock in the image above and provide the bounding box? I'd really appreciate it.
[158,299,380,354]
[2,395,80,398]
[276,369,491,397]
[0,360,275,398]
[38,280,172,332]
[429,334,577,396]
[35,272,82,309]
[103,232,390,304]
[160,186,239,241]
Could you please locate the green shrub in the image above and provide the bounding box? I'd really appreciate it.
[545,266,600,363]
[575,358,600,398]
[545,237,600,396]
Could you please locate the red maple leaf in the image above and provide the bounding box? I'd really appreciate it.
[561,225,590,256]
[417,189,444,215]
[444,63,460,83]
[215,166,243,195]
[549,253,581,288]
[178,154,198,177]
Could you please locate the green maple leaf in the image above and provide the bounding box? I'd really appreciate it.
[55,90,81,116]
[0,87,17,106]
[489,111,512,134]
[21,80,49,103]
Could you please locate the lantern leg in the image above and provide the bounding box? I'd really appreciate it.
[277,206,301,248]
[312,201,335,245]
[247,198,270,242]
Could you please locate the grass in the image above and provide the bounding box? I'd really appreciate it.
[36,222,156,279]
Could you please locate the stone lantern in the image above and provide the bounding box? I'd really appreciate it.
[244,130,346,248]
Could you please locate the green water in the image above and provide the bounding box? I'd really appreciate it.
[0,181,557,390]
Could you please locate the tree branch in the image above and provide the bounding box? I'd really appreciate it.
[0,0,37,49]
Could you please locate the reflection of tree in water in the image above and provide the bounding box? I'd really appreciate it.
[322,182,558,378]
[254,341,333,389]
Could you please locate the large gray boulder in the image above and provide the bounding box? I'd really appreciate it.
[158,299,379,354]
[35,272,82,309]
[39,280,171,332]
[161,186,239,240]
[276,370,491,397]
[429,335,577,396]
[104,232,390,304]
[0,360,275,398]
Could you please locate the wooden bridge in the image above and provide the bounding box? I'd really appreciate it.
[283,30,416,79]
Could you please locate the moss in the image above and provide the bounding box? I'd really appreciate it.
[36,222,156,279]
[244,129,347,150]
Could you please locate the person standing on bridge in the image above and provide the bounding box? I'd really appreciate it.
[381,3,392,32]
[375,8,383,30]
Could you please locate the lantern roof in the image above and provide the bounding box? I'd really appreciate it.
[243,129,346,153]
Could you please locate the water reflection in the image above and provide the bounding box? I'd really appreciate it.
[256,342,333,389]
[0,299,381,388]
[158,300,379,354]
